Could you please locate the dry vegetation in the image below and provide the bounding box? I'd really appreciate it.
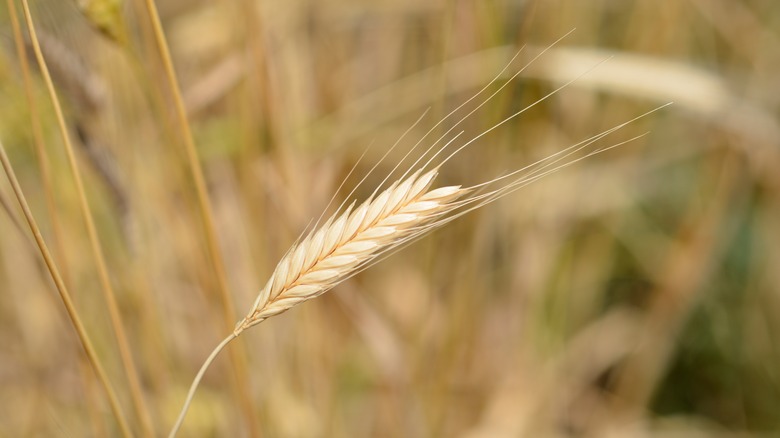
[1,0,779,437]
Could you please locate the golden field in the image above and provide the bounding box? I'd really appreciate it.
[0,0,779,436]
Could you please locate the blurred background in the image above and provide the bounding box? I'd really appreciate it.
[1,0,779,436]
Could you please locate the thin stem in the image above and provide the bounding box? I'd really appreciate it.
[141,0,260,434]
[168,333,238,438]
[8,0,106,432]
[6,0,68,280]
[0,139,133,438]
[19,0,152,435]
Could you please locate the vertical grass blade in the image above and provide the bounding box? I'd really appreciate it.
[0,138,133,438]
[18,0,153,435]
[140,0,260,435]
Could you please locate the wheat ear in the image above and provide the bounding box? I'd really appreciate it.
[168,37,671,435]
[168,165,466,436]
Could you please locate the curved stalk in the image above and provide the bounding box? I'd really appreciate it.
[168,333,237,438]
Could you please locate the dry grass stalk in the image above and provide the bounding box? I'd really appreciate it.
[141,0,261,434]
[7,0,106,432]
[19,0,151,435]
[0,135,133,437]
